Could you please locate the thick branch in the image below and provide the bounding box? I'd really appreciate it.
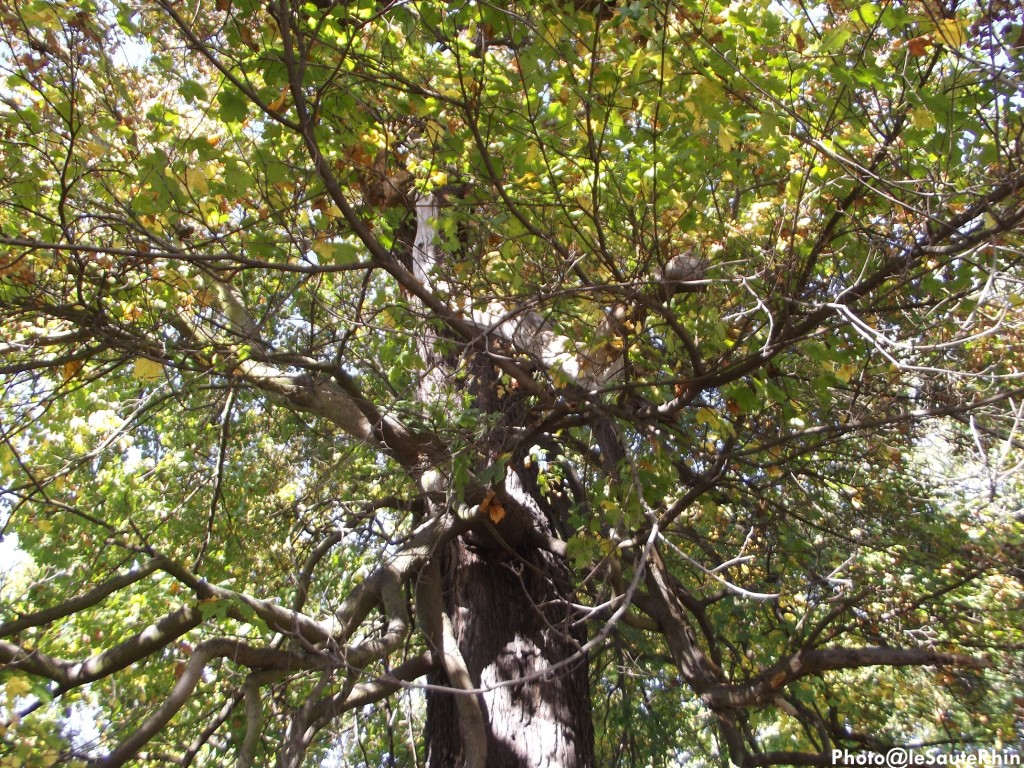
[230,359,427,467]
[1,606,203,692]
[343,563,411,668]
[200,582,334,649]
[0,557,161,637]
[641,548,724,692]
[174,280,432,467]
[65,606,204,689]
[307,653,437,731]
[416,557,488,768]
[702,646,990,711]
[238,675,263,768]
[331,511,461,643]
[91,638,324,768]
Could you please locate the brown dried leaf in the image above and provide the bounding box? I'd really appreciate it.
[480,489,506,524]
[907,35,932,56]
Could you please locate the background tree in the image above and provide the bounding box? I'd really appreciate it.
[1,0,1023,766]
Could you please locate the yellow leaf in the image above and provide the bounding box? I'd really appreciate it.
[424,119,444,145]
[268,86,289,113]
[935,19,967,48]
[311,237,333,260]
[718,127,736,152]
[312,237,359,265]
[122,302,143,321]
[910,107,936,130]
[695,407,720,428]
[835,363,856,383]
[660,55,674,81]
[62,359,84,382]
[22,5,61,30]
[183,168,209,196]
[133,357,164,381]
[541,25,560,50]
[5,676,32,699]
[139,214,165,235]
[82,140,107,158]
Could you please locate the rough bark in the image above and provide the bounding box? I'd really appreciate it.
[425,525,595,768]
[409,195,595,767]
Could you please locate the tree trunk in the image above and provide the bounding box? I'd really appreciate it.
[425,531,595,768]
[409,193,594,766]
[421,389,596,766]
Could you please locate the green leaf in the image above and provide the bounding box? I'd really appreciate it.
[856,3,879,26]
[311,239,360,265]
[222,162,255,197]
[217,89,249,123]
[178,79,207,104]
[821,25,853,53]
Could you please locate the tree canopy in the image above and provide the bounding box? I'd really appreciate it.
[1,0,1023,765]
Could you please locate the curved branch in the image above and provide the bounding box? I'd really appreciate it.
[307,653,437,732]
[292,530,345,612]
[416,557,488,768]
[199,582,334,649]
[238,675,263,768]
[91,638,325,768]
[171,286,432,468]
[0,557,161,637]
[702,646,990,711]
[0,639,68,684]
[1,605,204,692]
[65,605,204,689]
[641,547,724,693]
[344,562,411,668]
[331,511,461,643]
